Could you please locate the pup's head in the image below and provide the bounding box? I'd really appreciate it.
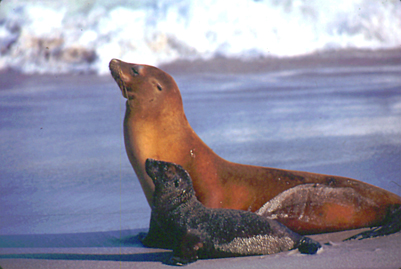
[145,158,195,207]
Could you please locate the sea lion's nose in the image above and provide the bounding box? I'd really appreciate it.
[109,58,121,67]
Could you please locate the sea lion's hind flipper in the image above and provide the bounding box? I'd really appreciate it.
[170,229,204,266]
[345,205,401,241]
[297,237,321,254]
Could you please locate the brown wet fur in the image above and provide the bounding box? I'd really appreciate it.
[109,58,401,235]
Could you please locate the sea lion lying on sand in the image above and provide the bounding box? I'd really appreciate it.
[109,58,401,242]
[145,158,321,265]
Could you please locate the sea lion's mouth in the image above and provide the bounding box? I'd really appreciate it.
[109,59,129,99]
[116,77,129,99]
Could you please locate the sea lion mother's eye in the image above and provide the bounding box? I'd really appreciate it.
[157,84,162,91]
[131,67,139,76]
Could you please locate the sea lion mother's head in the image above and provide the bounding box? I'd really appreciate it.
[109,58,183,117]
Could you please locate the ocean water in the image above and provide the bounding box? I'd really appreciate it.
[0,0,400,74]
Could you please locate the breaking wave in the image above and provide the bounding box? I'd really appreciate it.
[0,0,400,74]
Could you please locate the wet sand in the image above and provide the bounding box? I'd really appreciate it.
[1,50,401,268]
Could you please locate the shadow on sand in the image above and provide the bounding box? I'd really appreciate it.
[0,252,172,263]
[0,229,172,264]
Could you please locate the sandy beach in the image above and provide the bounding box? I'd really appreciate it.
[1,50,401,268]
[0,229,400,268]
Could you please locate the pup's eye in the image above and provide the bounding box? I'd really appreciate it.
[131,67,139,76]
[174,179,180,188]
[157,84,162,91]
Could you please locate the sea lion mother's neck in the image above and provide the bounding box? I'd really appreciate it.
[123,106,210,205]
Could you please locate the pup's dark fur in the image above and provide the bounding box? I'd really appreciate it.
[144,159,321,265]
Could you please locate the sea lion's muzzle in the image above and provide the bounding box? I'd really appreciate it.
[145,158,164,184]
[109,58,139,99]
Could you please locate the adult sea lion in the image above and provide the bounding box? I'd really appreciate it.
[109,58,401,240]
[145,158,321,265]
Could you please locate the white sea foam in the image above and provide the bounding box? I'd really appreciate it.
[0,0,400,74]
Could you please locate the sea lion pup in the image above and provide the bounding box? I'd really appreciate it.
[145,158,321,265]
[109,59,401,241]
